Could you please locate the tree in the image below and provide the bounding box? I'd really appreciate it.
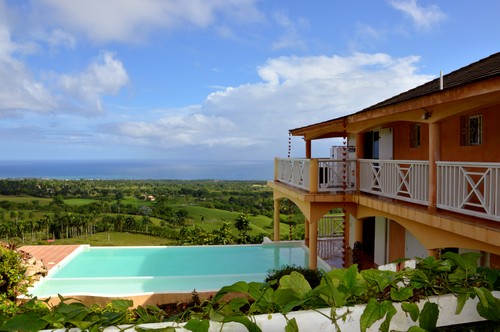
[235,213,251,244]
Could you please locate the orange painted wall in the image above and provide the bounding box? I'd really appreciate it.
[491,253,500,269]
[388,221,406,262]
[391,105,500,162]
[392,122,429,160]
[440,105,500,162]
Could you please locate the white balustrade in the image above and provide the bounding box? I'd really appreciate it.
[317,159,356,193]
[437,162,500,221]
[277,158,310,191]
[277,158,500,222]
[276,158,356,193]
[359,159,429,205]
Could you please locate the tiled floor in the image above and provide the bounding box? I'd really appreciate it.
[18,245,81,271]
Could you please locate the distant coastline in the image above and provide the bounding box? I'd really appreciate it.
[0,160,273,181]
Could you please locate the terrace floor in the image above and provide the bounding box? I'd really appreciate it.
[19,245,81,271]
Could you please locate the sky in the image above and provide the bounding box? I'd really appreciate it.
[0,0,499,162]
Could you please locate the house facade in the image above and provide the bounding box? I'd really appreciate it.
[268,52,500,270]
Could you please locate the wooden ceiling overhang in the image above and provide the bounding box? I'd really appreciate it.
[290,75,500,142]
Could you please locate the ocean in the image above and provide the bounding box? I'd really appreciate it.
[0,160,273,181]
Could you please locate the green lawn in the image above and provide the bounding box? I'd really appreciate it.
[0,195,52,205]
[51,232,175,246]
[63,198,98,206]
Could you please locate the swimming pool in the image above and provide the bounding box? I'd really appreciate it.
[28,242,331,298]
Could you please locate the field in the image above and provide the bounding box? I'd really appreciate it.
[52,232,175,246]
[0,180,297,246]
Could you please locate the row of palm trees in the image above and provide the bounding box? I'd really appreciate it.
[0,210,154,244]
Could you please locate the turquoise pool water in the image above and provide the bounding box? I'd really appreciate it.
[29,243,330,297]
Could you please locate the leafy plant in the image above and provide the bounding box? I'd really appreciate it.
[0,253,499,331]
[0,244,28,317]
[266,265,324,290]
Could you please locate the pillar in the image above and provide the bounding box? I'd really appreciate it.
[305,139,312,159]
[309,159,319,193]
[355,132,365,191]
[309,219,318,269]
[304,218,310,246]
[273,199,280,242]
[354,218,363,244]
[427,248,439,259]
[428,123,441,213]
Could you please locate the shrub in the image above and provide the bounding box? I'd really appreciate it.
[0,244,28,316]
[266,264,324,289]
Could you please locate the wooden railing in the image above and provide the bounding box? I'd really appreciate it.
[437,161,500,221]
[359,159,429,205]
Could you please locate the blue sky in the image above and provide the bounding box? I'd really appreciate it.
[1,0,499,162]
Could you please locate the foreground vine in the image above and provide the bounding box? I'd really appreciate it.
[0,252,499,331]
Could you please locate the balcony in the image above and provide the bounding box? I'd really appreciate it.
[275,158,357,193]
[275,158,500,222]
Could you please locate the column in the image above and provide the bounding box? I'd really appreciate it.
[427,248,439,258]
[305,139,312,159]
[428,123,441,212]
[355,132,365,191]
[273,199,280,242]
[304,218,310,246]
[309,159,319,193]
[309,219,318,269]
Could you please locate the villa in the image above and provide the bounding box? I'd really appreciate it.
[268,52,500,270]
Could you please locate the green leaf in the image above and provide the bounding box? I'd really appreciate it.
[214,281,249,302]
[284,317,299,332]
[228,297,250,311]
[455,292,469,315]
[401,302,419,322]
[224,315,262,332]
[419,302,438,330]
[184,318,210,332]
[1,312,48,332]
[250,287,274,313]
[410,270,429,289]
[102,311,127,325]
[273,288,302,313]
[278,271,311,297]
[390,286,413,301]
[442,251,480,272]
[379,302,397,332]
[407,326,427,332]
[110,299,133,311]
[360,298,395,332]
[318,272,347,307]
[209,309,225,322]
[474,287,500,321]
[361,269,394,292]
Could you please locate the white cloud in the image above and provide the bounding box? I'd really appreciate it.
[109,53,434,159]
[58,51,129,113]
[271,11,308,51]
[0,26,57,115]
[37,0,262,43]
[46,29,77,49]
[389,0,446,31]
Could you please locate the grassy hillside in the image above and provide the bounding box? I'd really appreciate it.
[51,232,176,246]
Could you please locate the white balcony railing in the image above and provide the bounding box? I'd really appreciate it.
[317,159,356,193]
[276,158,500,222]
[276,158,356,193]
[359,159,429,205]
[437,162,500,221]
[277,158,311,191]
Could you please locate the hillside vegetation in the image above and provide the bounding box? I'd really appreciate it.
[0,179,302,246]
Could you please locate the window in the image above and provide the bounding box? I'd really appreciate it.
[410,124,421,148]
[461,114,483,146]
